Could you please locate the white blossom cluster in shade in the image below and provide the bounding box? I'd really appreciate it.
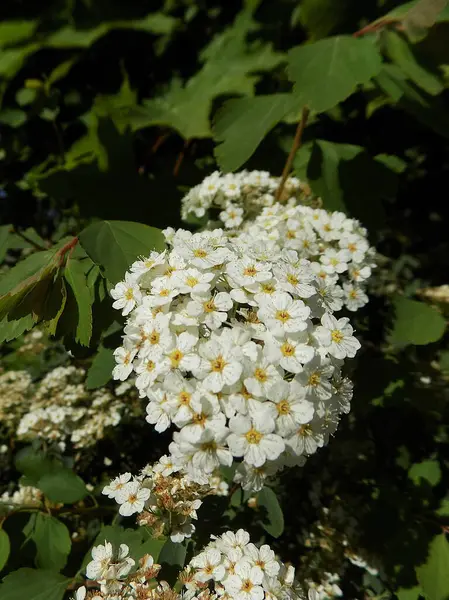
[103,456,228,542]
[74,530,306,600]
[110,229,359,492]
[0,484,43,513]
[236,202,375,312]
[182,529,303,600]
[181,170,312,228]
[14,366,141,451]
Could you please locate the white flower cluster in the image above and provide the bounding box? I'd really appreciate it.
[0,484,43,513]
[181,171,375,313]
[111,228,359,492]
[103,456,227,542]
[181,170,312,228]
[78,541,159,599]
[0,369,33,431]
[237,202,374,312]
[14,366,141,451]
[75,531,305,600]
[183,529,303,600]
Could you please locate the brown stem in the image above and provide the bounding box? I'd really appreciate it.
[173,139,191,177]
[353,17,401,37]
[56,236,79,266]
[275,106,310,202]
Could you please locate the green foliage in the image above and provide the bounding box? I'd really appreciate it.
[256,487,284,538]
[287,35,383,112]
[86,345,116,389]
[116,8,284,139]
[23,514,71,572]
[79,220,165,283]
[390,297,446,346]
[416,534,449,600]
[409,460,442,486]
[38,470,88,504]
[15,446,88,504]
[0,530,10,573]
[0,568,70,600]
[63,258,94,347]
[214,95,297,172]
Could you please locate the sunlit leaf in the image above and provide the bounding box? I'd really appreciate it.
[0,569,70,600]
[287,35,383,112]
[390,296,446,346]
[416,534,449,600]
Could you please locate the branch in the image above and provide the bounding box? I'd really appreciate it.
[275,106,310,202]
[353,17,401,38]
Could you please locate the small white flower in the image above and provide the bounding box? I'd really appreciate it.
[116,481,151,516]
[227,415,284,467]
[111,272,142,316]
[102,472,132,499]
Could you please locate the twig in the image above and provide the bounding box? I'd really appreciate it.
[275,106,310,202]
[353,17,401,37]
[173,139,191,177]
[56,236,79,266]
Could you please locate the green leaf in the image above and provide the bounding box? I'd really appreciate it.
[42,275,67,336]
[257,487,284,538]
[375,65,449,138]
[38,470,88,504]
[0,568,70,600]
[287,35,383,112]
[409,460,442,486]
[158,538,187,567]
[416,534,449,600]
[118,9,284,139]
[86,345,115,389]
[383,30,444,95]
[0,21,37,48]
[0,108,27,127]
[213,94,298,172]
[79,220,165,283]
[64,258,93,346]
[302,140,394,227]
[14,447,57,483]
[27,514,71,572]
[403,0,449,41]
[375,153,408,173]
[0,250,60,322]
[0,225,11,263]
[16,88,37,106]
[396,586,423,600]
[295,0,347,40]
[390,296,446,346]
[0,529,10,572]
[0,314,35,343]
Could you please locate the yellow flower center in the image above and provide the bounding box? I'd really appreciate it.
[287,273,299,286]
[286,230,296,239]
[348,243,357,252]
[254,368,268,382]
[275,310,291,322]
[186,276,198,287]
[245,429,263,444]
[308,372,320,387]
[204,299,216,313]
[244,266,257,277]
[169,349,184,368]
[331,329,344,343]
[211,356,226,372]
[146,360,155,372]
[159,288,170,297]
[261,283,275,294]
[299,424,312,436]
[149,331,160,345]
[277,399,290,415]
[125,289,134,300]
[281,342,295,357]
[178,391,191,405]
[193,248,207,258]
[192,412,207,426]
